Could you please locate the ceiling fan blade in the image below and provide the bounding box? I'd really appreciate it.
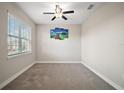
[51,16,56,21]
[63,10,74,14]
[43,12,55,14]
[62,15,67,20]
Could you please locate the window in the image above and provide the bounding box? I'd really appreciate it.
[8,13,31,56]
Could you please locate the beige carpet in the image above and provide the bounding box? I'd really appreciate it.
[2,63,115,90]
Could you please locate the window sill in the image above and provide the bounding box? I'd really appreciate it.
[8,52,32,59]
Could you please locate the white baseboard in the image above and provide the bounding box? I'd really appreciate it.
[81,61,124,90]
[35,61,81,63]
[0,62,35,89]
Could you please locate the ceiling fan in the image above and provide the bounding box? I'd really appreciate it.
[43,5,74,21]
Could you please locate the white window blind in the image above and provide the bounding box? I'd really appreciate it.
[8,13,31,56]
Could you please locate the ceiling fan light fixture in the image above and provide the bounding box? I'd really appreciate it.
[55,12,62,18]
[43,4,74,21]
[55,5,63,18]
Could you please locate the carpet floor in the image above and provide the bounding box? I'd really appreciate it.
[2,63,115,90]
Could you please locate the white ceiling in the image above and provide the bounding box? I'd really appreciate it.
[16,2,103,24]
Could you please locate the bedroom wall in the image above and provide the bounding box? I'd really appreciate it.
[81,3,124,89]
[36,24,81,62]
[0,3,36,85]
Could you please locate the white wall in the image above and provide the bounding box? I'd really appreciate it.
[81,3,124,89]
[0,3,36,84]
[36,24,81,61]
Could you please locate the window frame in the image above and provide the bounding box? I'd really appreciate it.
[8,13,32,57]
